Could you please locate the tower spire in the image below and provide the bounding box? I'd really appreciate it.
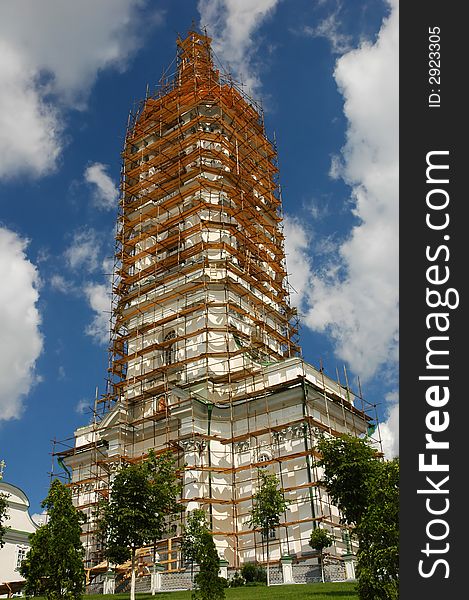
[176,29,218,86]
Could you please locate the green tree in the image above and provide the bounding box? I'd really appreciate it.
[249,470,289,586]
[317,434,377,525]
[192,531,225,600]
[181,508,209,582]
[317,435,399,600]
[20,479,86,600]
[309,527,333,583]
[240,562,266,584]
[0,492,9,548]
[355,458,399,600]
[97,450,181,600]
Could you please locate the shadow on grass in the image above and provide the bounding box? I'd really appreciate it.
[322,593,358,597]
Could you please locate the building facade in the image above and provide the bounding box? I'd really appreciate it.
[58,30,378,580]
[0,481,38,593]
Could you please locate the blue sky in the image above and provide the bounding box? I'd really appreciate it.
[0,0,398,519]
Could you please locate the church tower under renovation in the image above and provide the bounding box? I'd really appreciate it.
[58,30,378,584]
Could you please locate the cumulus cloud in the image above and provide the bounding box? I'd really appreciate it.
[84,163,119,211]
[0,0,161,180]
[0,39,62,180]
[283,215,313,307]
[299,0,398,383]
[379,392,399,458]
[60,232,112,344]
[284,0,399,454]
[197,0,281,94]
[84,283,111,345]
[0,1,156,107]
[0,227,43,420]
[60,228,113,344]
[64,229,102,273]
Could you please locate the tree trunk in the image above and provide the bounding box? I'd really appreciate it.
[151,544,157,595]
[320,552,324,583]
[130,548,136,600]
[266,535,270,587]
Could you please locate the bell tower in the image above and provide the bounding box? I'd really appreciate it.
[59,30,374,579]
[109,29,299,416]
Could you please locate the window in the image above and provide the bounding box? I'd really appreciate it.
[258,452,271,465]
[163,330,176,365]
[15,545,28,570]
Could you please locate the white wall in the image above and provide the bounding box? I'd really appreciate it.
[0,482,37,585]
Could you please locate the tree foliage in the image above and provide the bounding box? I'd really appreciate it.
[181,508,208,580]
[317,435,399,600]
[0,492,9,548]
[355,458,399,600]
[97,450,181,600]
[317,434,378,525]
[182,509,225,599]
[309,527,333,583]
[98,450,181,562]
[249,470,289,538]
[192,531,225,600]
[20,479,86,600]
[249,470,289,586]
[228,570,245,587]
[309,527,333,554]
[240,562,266,584]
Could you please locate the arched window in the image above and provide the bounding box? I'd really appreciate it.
[258,451,271,465]
[163,330,176,365]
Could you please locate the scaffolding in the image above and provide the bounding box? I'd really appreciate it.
[53,29,381,582]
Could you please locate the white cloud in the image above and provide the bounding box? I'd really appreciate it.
[102,257,115,286]
[287,0,399,456]
[75,398,90,415]
[0,227,43,421]
[84,163,119,211]
[307,198,330,221]
[84,283,110,345]
[61,235,113,345]
[303,9,353,54]
[0,0,161,180]
[64,229,101,273]
[300,0,398,383]
[50,274,74,293]
[0,39,62,180]
[379,395,399,459]
[31,511,49,526]
[283,215,313,307]
[329,154,342,180]
[197,0,281,95]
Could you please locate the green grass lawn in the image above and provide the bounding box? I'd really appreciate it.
[89,582,358,600]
